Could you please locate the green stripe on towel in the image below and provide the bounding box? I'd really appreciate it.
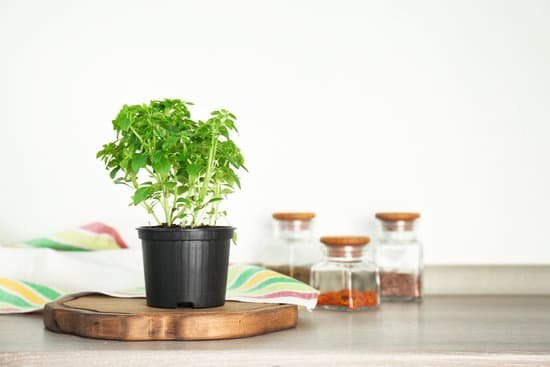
[0,288,35,308]
[24,238,90,251]
[21,281,61,300]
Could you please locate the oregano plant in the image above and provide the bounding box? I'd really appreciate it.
[97,99,246,227]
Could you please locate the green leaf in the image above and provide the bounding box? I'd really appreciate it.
[133,186,152,205]
[116,109,132,131]
[118,117,131,130]
[199,196,222,209]
[152,152,170,176]
[186,164,201,180]
[165,181,177,190]
[131,154,147,172]
[109,167,120,179]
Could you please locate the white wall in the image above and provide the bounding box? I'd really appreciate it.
[1,0,549,264]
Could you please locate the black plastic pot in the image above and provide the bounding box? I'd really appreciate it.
[137,226,234,309]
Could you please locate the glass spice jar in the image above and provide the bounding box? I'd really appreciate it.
[311,236,380,311]
[261,212,320,284]
[375,212,423,302]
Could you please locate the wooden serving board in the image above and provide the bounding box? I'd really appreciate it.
[44,293,298,341]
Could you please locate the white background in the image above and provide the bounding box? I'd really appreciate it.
[1,0,549,264]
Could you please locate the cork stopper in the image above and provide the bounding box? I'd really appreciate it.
[375,212,420,222]
[320,236,370,260]
[320,236,370,247]
[272,212,316,221]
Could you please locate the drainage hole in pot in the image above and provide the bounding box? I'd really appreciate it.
[178,302,195,308]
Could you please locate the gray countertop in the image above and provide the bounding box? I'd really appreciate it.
[1,296,549,366]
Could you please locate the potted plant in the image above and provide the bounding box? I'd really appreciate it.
[97,99,246,308]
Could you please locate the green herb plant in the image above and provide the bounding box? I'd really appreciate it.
[97,99,246,228]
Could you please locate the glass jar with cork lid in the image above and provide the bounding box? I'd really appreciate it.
[375,212,423,302]
[261,212,320,284]
[311,236,380,311]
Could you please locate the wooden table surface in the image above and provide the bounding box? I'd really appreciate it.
[1,296,549,366]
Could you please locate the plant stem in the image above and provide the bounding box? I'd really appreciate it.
[212,184,221,226]
[131,176,161,225]
[193,124,219,227]
[128,126,164,225]
[148,167,172,226]
[170,189,178,225]
[142,203,161,225]
[130,126,145,145]
[162,191,171,226]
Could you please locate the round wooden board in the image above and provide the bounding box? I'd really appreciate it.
[44,293,298,341]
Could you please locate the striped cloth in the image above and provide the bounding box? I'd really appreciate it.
[0,266,319,313]
[227,264,318,306]
[0,279,65,314]
[7,223,128,251]
[0,224,319,313]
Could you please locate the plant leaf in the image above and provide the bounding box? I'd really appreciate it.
[186,164,201,180]
[131,154,147,172]
[133,186,152,205]
[152,152,170,176]
[109,167,120,179]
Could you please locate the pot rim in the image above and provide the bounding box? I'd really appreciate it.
[137,225,235,232]
[137,225,235,241]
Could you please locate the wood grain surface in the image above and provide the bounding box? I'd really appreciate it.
[43,293,298,341]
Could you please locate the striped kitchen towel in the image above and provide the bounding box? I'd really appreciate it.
[0,265,319,313]
[0,224,319,313]
[6,222,128,251]
[226,264,318,307]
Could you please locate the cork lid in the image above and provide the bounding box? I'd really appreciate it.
[272,212,316,221]
[320,236,370,247]
[375,212,420,222]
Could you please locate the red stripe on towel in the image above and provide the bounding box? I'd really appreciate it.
[80,222,128,249]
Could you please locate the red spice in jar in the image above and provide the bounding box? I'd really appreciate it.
[380,272,421,299]
[317,289,378,309]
